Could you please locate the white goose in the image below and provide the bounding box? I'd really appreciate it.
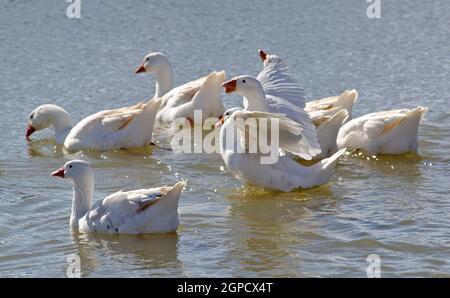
[26,98,160,152]
[222,75,320,159]
[216,109,346,192]
[337,106,428,155]
[257,50,357,159]
[223,62,321,159]
[135,52,226,124]
[51,160,185,234]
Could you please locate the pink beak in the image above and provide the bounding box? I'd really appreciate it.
[26,124,35,139]
[135,64,146,74]
[51,167,65,178]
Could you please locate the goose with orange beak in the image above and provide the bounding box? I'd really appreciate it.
[136,52,226,125]
[214,51,347,191]
[51,159,186,234]
[215,105,347,191]
[221,72,320,159]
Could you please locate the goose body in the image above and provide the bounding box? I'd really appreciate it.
[337,106,428,155]
[26,99,160,152]
[218,110,346,192]
[135,52,226,124]
[51,160,185,234]
[156,71,226,124]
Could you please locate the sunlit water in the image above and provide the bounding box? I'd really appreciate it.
[1,0,449,277]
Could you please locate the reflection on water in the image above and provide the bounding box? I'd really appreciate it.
[223,186,339,277]
[27,139,64,159]
[70,232,180,277]
[1,0,450,277]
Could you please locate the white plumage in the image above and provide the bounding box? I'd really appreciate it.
[135,52,226,125]
[218,110,346,192]
[156,71,226,124]
[51,160,185,234]
[337,106,428,155]
[27,99,161,153]
[256,50,359,159]
[255,55,320,158]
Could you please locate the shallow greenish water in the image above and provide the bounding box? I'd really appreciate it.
[0,0,449,277]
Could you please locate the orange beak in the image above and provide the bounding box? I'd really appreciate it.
[258,49,268,61]
[135,64,146,74]
[215,116,225,128]
[51,167,65,178]
[222,79,237,93]
[26,123,35,139]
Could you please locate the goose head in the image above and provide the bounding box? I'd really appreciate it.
[258,49,282,67]
[222,76,267,111]
[51,160,93,185]
[215,107,241,128]
[135,52,171,74]
[221,75,262,97]
[26,104,72,140]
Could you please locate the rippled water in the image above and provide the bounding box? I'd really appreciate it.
[1,0,450,277]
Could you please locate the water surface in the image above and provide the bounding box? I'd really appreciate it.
[0,0,449,277]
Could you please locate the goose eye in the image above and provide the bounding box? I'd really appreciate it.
[69,165,73,169]
[242,79,246,83]
[30,115,33,119]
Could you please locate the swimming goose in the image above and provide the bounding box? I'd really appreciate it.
[336,106,428,155]
[135,52,226,124]
[26,98,161,152]
[216,109,346,192]
[51,160,185,234]
[257,49,357,159]
[223,54,321,159]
